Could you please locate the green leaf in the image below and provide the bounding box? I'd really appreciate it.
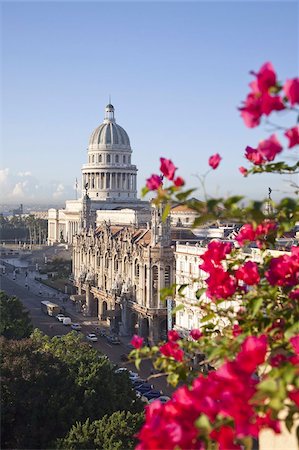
[258,378,277,394]
[141,186,149,197]
[195,414,212,433]
[162,202,171,222]
[172,303,185,314]
[178,284,188,295]
[252,297,263,317]
[196,288,205,299]
[201,313,215,323]
[285,322,299,340]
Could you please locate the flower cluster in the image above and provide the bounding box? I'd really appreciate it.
[137,336,282,450]
[236,220,277,248]
[146,158,185,191]
[239,62,299,129]
[245,134,283,165]
[265,246,299,287]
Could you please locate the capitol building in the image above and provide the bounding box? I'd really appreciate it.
[48,104,198,342]
[48,104,150,245]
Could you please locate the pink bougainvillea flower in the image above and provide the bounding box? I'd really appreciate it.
[290,288,299,300]
[208,153,222,170]
[211,426,241,450]
[146,174,163,190]
[131,334,144,349]
[239,93,262,128]
[235,261,260,285]
[260,93,285,116]
[160,341,184,362]
[257,134,283,162]
[236,223,256,246]
[270,353,288,367]
[232,324,242,337]
[236,335,267,373]
[244,146,265,165]
[284,78,299,105]
[206,266,237,300]
[160,157,177,181]
[255,220,277,237]
[239,166,248,176]
[254,62,277,94]
[173,176,185,187]
[285,126,299,148]
[290,335,299,355]
[265,248,299,287]
[190,329,202,340]
[289,389,299,407]
[167,330,181,342]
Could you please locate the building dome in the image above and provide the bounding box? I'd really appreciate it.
[89,104,131,148]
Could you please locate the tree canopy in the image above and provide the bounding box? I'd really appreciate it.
[0,291,33,339]
[1,330,143,449]
[57,411,144,450]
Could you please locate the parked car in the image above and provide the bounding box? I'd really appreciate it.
[56,314,65,322]
[114,368,139,380]
[86,333,98,342]
[142,390,162,400]
[71,323,82,331]
[107,335,121,345]
[131,378,147,387]
[148,396,170,404]
[135,384,154,394]
[63,317,71,326]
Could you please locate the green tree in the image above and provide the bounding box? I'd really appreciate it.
[32,330,143,421]
[0,337,78,449]
[57,411,144,450]
[0,291,33,339]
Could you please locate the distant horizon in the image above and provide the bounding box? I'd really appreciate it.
[2,1,298,204]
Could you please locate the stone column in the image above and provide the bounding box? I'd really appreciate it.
[86,283,92,316]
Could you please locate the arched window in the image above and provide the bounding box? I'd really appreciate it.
[107,154,111,163]
[99,154,102,163]
[115,155,119,163]
[123,155,126,163]
[92,155,95,163]
[134,260,139,278]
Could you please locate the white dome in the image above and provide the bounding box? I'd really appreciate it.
[89,104,131,148]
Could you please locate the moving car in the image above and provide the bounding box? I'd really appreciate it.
[71,323,82,331]
[106,335,121,344]
[86,333,98,342]
[56,314,65,322]
[63,317,71,326]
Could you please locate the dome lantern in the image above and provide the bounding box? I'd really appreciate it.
[104,104,115,122]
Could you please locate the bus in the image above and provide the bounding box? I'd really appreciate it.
[41,300,61,317]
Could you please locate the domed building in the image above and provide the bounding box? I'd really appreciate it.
[48,104,150,244]
[82,104,137,202]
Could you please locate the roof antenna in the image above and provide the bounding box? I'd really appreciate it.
[109,94,111,105]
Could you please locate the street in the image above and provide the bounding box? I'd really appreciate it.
[0,257,172,396]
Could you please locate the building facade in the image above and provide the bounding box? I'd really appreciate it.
[72,205,175,342]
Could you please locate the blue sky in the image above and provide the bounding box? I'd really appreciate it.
[1,0,298,205]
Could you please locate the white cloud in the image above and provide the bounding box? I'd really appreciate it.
[17,171,32,177]
[0,167,78,203]
[0,168,9,184]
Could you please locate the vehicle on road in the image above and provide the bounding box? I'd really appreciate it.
[131,378,147,387]
[142,390,162,400]
[135,384,154,394]
[148,396,170,404]
[94,327,106,337]
[86,333,98,342]
[106,335,121,344]
[71,323,82,331]
[63,317,72,326]
[41,300,61,317]
[114,368,139,380]
[56,313,65,321]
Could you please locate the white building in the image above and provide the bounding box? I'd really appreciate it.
[48,104,150,244]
